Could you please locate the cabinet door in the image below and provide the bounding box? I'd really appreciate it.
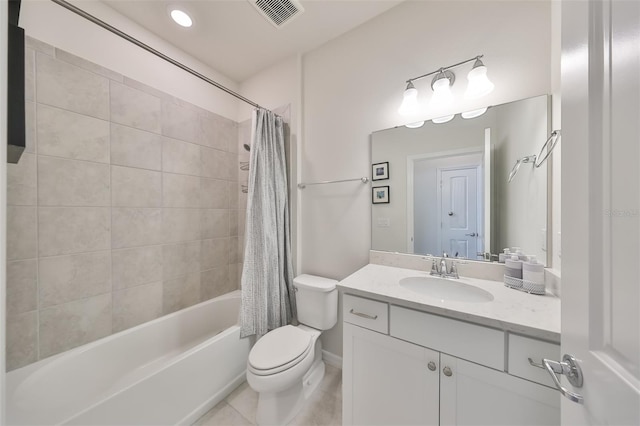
[343,323,439,426]
[440,354,560,426]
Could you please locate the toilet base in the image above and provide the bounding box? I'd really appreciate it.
[255,356,325,425]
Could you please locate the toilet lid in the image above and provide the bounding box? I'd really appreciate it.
[249,325,312,371]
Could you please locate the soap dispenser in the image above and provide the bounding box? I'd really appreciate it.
[504,254,523,289]
[498,248,511,263]
[523,255,545,294]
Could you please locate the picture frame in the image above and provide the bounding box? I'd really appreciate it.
[372,186,390,204]
[372,161,389,181]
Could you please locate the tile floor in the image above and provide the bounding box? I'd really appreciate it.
[194,364,342,426]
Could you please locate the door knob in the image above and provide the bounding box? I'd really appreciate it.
[428,361,436,371]
[448,211,454,216]
[443,366,453,377]
[465,232,477,237]
[528,354,584,404]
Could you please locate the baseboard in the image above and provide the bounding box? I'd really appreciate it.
[322,350,343,369]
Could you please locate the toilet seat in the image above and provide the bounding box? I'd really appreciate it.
[248,326,314,376]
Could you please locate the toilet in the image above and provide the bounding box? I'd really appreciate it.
[246,274,338,425]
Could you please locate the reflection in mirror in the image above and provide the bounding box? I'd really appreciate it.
[371,95,550,265]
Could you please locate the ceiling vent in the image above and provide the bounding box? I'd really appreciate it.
[249,0,304,28]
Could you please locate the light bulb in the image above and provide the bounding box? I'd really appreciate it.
[429,75,453,109]
[432,115,455,124]
[465,59,494,100]
[461,107,488,119]
[398,82,419,116]
[170,9,193,27]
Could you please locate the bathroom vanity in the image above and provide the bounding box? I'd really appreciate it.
[339,263,561,426]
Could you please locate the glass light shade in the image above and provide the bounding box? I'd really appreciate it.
[432,114,455,124]
[398,84,419,116]
[170,9,193,27]
[465,64,494,99]
[429,77,453,109]
[405,121,425,129]
[461,107,488,119]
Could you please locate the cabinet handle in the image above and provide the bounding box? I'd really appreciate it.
[428,361,436,371]
[443,366,453,377]
[349,309,378,320]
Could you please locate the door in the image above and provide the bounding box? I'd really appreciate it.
[439,167,479,258]
[561,0,640,424]
[439,354,560,426]
[342,323,439,426]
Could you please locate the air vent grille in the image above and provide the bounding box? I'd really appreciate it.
[251,0,304,28]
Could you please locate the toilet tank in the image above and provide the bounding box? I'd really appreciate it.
[293,274,338,330]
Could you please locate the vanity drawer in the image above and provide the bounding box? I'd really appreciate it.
[390,305,504,370]
[343,294,389,334]
[508,334,560,388]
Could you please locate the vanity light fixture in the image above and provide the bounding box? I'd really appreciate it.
[461,107,489,119]
[398,55,493,115]
[169,8,193,27]
[432,114,455,124]
[405,120,425,129]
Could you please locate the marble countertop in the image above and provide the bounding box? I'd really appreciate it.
[338,264,561,342]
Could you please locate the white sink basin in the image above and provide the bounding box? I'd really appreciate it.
[399,276,494,303]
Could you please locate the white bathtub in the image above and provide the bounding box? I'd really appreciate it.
[6,290,250,425]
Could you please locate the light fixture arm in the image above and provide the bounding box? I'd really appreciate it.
[406,55,484,84]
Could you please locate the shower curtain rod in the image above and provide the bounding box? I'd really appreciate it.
[49,0,262,110]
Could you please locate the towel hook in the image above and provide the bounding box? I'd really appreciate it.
[508,155,537,183]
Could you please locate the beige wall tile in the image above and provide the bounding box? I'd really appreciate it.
[199,114,235,152]
[229,236,239,264]
[201,238,230,271]
[37,104,110,163]
[238,210,246,237]
[38,207,110,257]
[201,266,232,301]
[112,208,162,249]
[7,153,36,206]
[200,178,229,209]
[163,208,200,243]
[229,181,239,209]
[39,294,112,358]
[201,147,232,180]
[7,259,38,315]
[230,211,239,237]
[25,101,35,154]
[39,251,111,308]
[111,166,162,208]
[26,36,54,55]
[163,241,201,280]
[110,123,162,171]
[110,82,161,133]
[55,49,123,82]
[38,157,110,207]
[162,100,199,143]
[25,48,35,102]
[163,173,201,208]
[36,53,109,120]
[201,209,229,239]
[113,282,163,332]
[163,272,201,314]
[112,245,163,290]
[230,263,242,290]
[7,206,37,261]
[162,137,201,176]
[6,312,38,371]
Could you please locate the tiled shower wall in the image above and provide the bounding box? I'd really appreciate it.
[6,37,246,371]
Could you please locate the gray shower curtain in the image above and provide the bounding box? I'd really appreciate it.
[240,108,296,339]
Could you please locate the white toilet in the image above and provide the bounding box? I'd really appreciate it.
[246,274,338,425]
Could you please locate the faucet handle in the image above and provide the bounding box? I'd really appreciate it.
[449,261,460,279]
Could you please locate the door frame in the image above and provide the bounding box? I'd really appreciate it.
[406,147,482,255]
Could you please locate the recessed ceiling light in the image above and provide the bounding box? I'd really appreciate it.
[170,9,193,27]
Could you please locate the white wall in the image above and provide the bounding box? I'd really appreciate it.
[301,0,552,356]
[19,0,240,120]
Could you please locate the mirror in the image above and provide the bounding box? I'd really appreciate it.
[371,95,550,265]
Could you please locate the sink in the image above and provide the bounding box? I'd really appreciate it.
[399,276,494,303]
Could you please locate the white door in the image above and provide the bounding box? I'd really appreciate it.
[561,0,640,424]
[439,168,479,258]
[439,354,560,426]
[342,323,439,426]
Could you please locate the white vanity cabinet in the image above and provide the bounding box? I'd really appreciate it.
[342,294,560,426]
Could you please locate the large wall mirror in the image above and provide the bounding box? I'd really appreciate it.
[371,94,550,265]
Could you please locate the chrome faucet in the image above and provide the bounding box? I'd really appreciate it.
[428,253,460,279]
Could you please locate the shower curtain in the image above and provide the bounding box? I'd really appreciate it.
[240,108,297,339]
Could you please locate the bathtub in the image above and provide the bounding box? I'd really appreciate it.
[6,290,250,425]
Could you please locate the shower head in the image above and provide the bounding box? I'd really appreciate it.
[243,144,251,152]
